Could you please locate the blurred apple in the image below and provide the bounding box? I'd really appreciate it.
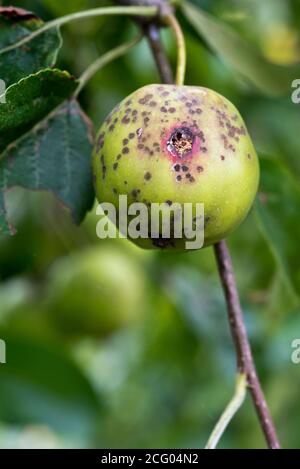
[45,246,146,338]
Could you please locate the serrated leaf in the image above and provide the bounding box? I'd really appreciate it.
[255,157,300,301]
[0,6,62,87]
[181,1,299,96]
[0,334,100,434]
[0,68,77,152]
[0,99,95,234]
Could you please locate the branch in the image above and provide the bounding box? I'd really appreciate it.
[75,34,142,96]
[214,240,280,449]
[0,6,157,55]
[143,23,173,84]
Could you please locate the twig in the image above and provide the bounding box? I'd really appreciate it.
[75,35,142,97]
[0,6,157,55]
[143,23,173,83]
[205,373,247,449]
[214,240,280,449]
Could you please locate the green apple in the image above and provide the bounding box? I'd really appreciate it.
[45,246,145,338]
[93,84,259,250]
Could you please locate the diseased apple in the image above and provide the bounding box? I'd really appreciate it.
[93,84,259,250]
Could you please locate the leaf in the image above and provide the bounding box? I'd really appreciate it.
[0,69,94,233]
[0,68,77,152]
[0,6,62,87]
[0,99,95,234]
[255,157,300,301]
[181,1,299,96]
[0,334,100,435]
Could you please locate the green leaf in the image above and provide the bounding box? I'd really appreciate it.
[0,6,62,87]
[181,1,299,96]
[0,335,100,435]
[0,68,77,152]
[255,157,300,301]
[0,99,95,234]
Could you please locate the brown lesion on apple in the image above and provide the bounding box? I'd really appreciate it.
[167,127,195,158]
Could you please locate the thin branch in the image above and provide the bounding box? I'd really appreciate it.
[144,23,173,84]
[214,240,280,449]
[0,6,158,56]
[164,13,186,86]
[205,373,247,449]
[75,35,142,97]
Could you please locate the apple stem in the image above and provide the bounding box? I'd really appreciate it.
[163,13,186,86]
[138,4,281,449]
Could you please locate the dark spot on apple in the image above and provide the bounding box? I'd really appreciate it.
[152,237,175,249]
[121,116,130,124]
[132,189,140,198]
[100,154,106,179]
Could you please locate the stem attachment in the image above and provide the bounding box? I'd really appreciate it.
[205,373,247,449]
[164,13,186,85]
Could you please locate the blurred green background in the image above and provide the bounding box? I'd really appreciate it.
[0,0,300,449]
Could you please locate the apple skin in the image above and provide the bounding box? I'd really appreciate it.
[45,247,145,338]
[92,84,259,250]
